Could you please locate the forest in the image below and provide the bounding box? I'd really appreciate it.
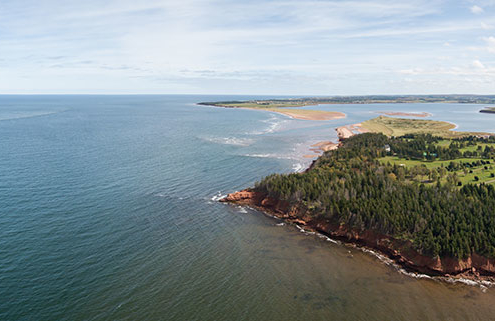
[255,133,495,259]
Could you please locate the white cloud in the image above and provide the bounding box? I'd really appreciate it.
[2,0,495,94]
[472,59,485,68]
[470,5,484,14]
[485,36,495,53]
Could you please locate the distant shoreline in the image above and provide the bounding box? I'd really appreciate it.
[376,111,432,117]
[198,102,346,121]
[198,95,495,108]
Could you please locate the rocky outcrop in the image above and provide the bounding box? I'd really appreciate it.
[221,189,495,281]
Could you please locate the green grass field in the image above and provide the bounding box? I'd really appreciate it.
[380,156,495,186]
[380,156,486,168]
[362,116,490,138]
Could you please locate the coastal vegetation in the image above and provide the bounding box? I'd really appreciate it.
[254,133,495,260]
[360,116,489,138]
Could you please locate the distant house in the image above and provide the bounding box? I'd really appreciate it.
[384,145,391,152]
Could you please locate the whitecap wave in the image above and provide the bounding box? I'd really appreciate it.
[201,136,254,147]
[0,110,63,121]
[249,115,288,135]
[242,153,297,160]
[292,163,305,173]
[317,233,340,244]
[211,191,227,201]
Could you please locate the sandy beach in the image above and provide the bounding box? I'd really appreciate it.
[304,141,339,158]
[252,108,346,121]
[336,123,368,139]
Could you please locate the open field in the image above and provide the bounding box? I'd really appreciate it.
[380,156,485,169]
[380,156,495,186]
[361,116,491,138]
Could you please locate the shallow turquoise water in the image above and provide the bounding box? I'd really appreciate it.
[1,95,495,320]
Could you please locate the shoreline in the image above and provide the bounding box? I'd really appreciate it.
[235,106,346,121]
[220,190,495,287]
[209,101,495,285]
[336,123,368,139]
[198,102,346,121]
[219,126,495,286]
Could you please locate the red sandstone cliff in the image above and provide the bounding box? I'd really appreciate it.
[221,190,495,280]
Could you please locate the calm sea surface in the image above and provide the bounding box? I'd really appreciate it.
[1,95,495,320]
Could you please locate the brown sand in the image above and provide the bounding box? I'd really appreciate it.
[336,123,369,139]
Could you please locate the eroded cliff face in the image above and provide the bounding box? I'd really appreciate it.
[221,190,495,279]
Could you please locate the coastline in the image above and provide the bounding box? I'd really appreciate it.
[336,123,368,139]
[234,106,346,121]
[220,189,495,286]
[208,99,495,285]
[198,102,346,121]
[219,125,495,286]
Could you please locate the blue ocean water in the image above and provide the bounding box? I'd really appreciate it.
[1,95,495,321]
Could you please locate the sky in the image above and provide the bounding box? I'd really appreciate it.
[1,0,495,95]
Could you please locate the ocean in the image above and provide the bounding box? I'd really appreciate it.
[1,95,495,320]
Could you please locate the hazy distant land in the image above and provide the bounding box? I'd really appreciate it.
[199,95,495,121]
[199,94,495,108]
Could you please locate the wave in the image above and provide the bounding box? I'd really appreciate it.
[290,220,493,289]
[0,110,64,121]
[210,191,227,201]
[292,163,305,173]
[200,136,254,147]
[249,115,288,135]
[242,153,297,160]
[236,206,248,213]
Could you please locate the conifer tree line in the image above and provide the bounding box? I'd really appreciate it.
[255,133,495,259]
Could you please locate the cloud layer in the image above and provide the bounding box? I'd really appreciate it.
[1,0,495,94]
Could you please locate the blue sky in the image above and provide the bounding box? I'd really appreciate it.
[1,0,495,94]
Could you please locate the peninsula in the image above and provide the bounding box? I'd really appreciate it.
[335,116,491,141]
[198,100,345,121]
[222,132,495,281]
